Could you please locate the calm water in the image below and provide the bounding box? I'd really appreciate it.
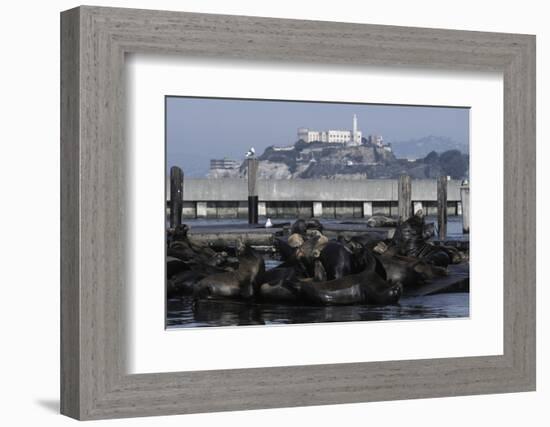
[167,293,469,329]
[167,216,469,328]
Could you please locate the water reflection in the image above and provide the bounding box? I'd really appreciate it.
[166,293,469,329]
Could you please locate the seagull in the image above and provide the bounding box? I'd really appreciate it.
[245,147,256,158]
[265,218,273,228]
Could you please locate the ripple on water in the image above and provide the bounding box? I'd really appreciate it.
[166,293,469,329]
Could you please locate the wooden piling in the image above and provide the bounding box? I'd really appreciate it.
[169,166,183,228]
[398,175,412,220]
[247,158,259,224]
[437,176,448,240]
[460,182,470,234]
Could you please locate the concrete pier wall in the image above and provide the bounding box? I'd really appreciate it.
[173,178,462,202]
[168,178,464,219]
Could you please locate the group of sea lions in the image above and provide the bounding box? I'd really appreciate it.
[166,211,467,306]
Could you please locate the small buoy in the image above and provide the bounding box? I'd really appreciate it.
[265,218,273,228]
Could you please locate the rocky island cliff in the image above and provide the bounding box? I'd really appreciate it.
[208,137,469,181]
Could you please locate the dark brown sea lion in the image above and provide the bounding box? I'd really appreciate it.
[299,268,401,306]
[376,255,425,288]
[367,215,398,228]
[166,256,189,278]
[257,267,301,303]
[377,252,448,287]
[291,219,307,235]
[299,246,399,306]
[274,237,298,262]
[195,246,265,300]
[305,218,324,233]
[313,259,327,282]
[318,241,353,280]
[168,232,227,267]
[438,245,467,264]
[346,233,387,251]
[167,262,230,298]
[391,212,451,267]
[167,270,207,297]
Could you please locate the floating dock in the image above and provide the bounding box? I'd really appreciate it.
[187,222,469,251]
[187,222,394,247]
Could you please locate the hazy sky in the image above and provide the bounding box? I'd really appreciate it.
[166,96,469,177]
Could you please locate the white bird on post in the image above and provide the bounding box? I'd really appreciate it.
[245,147,256,158]
[265,218,273,228]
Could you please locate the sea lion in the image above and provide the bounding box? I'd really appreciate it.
[318,241,353,280]
[257,267,301,303]
[423,222,435,240]
[367,215,398,228]
[376,250,449,288]
[409,258,448,279]
[299,267,401,306]
[313,259,327,282]
[291,219,307,235]
[167,270,207,297]
[336,237,387,278]
[305,229,329,246]
[306,218,324,233]
[274,237,298,262]
[295,234,329,277]
[167,262,231,298]
[168,232,228,267]
[172,223,190,239]
[287,233,305,248]
[376,255,426,288]
[347,233,387,251]
[166,256,189,278]
[195,245,265,300]
[391,212,451,267]
[438,245,467,264]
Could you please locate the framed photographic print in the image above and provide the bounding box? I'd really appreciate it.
[61,6,536,420]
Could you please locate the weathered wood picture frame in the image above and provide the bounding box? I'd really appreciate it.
[60,6,536,420]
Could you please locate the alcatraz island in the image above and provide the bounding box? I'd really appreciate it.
[208,114,469,181]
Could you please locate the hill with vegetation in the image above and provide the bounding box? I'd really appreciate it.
[210,138,469,180]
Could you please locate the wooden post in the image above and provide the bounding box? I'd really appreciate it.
[437,176,448,240]
[398,175,412,220]
[460,182,470,234]
[169,166,183,228]
[247,158,259,224]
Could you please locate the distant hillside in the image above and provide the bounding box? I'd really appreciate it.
[208,138,469,180]
[390,135,468,159]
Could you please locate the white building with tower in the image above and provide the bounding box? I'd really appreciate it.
[297,114,362,146]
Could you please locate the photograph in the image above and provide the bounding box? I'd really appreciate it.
[165,97,471,328]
